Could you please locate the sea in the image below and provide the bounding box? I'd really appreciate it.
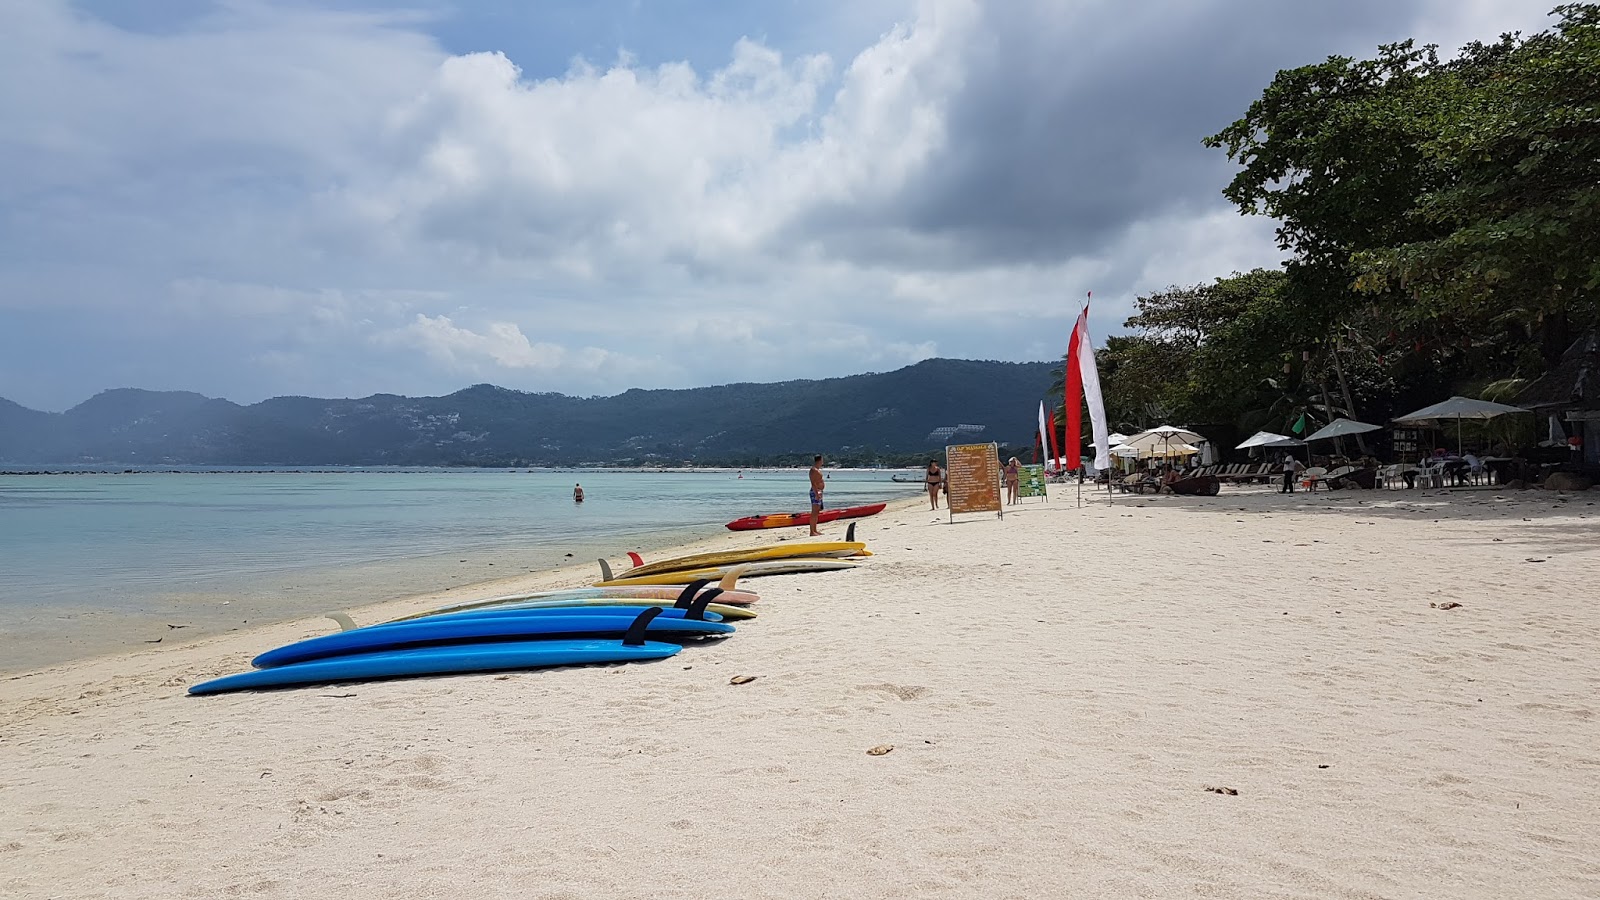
[0,467,920,672]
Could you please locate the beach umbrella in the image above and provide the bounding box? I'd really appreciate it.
[1235,431,1304,450]
[1392,396,1531,455]
[1120,425,1206,458]
[1302,418,1382,443]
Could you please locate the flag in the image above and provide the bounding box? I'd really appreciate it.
[1292,413,1307,435]
[1037,400,1049,465]
[1063,304,1111,471]
[1046,407,1060,468]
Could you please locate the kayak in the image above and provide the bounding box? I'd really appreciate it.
[725,502,887,531]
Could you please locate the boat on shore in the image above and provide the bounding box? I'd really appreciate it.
[724,502,888,531]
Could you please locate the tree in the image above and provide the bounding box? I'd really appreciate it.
[1351,4,1600,363]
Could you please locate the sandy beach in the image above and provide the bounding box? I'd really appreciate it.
[4,485,1599,899]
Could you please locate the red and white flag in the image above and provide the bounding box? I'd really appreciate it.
[1063,301,1111,471]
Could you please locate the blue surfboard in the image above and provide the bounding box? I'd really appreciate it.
[191,638,683,695]
[252,613,733,669]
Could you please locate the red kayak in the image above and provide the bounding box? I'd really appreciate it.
[725,502,887,531]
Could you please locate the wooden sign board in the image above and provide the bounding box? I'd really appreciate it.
[1017,463,1048,499]
[946,442,1002,520]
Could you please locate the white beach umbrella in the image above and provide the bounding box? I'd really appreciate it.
[1392,396,1531,455]
[1235,431,1304,450]
[1302,418,1382,443]
[1126,424,1205,445]
[1120,425,1206,459]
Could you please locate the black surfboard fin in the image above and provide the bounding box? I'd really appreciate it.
[846,522,856,542]
[673,579,712,608]
[686,589,723,620]
[598,558,614,582]
[622,606,663,646]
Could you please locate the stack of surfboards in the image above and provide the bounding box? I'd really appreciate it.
[188,580,741,695]
[592,529,871,588]
[188,533,869,696]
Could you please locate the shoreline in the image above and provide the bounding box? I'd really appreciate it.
[4,486,1598,898]
[1,495,927,678]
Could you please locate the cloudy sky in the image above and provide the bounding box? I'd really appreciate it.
[0,0,1554,410]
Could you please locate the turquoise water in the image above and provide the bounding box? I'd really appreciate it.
[0,468,918,671]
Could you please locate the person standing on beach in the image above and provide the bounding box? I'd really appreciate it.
[1279,454,1303,494]
[1004,457,1021,505]
[808,455,826,536]
[925,459,945,510]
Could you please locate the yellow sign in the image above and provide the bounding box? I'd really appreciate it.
[945,442,1002,518]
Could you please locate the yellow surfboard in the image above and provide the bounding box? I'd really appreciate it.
[615,541,867,579]
[595,558,858,587]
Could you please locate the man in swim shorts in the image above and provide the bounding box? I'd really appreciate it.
[809,454,825,536]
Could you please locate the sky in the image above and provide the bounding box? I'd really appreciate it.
[0,0,1557,411]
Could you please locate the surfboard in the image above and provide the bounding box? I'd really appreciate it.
[253,613,733,669]
[594,558,858,587]
[190,638,682,695]
[611,541,867,579]
[413,604,725,623]
[395,585,760,622]
[388,597,758,624]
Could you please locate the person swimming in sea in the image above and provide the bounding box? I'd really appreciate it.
[573,483,584,503]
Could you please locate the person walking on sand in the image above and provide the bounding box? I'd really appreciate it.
[808,455,826,536]
[1004,456,1021,505]
[925,459,945,510]
[573,483,584,503]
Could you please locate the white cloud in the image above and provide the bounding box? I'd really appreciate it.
[383,314,612,373]
[0,0,1554,409]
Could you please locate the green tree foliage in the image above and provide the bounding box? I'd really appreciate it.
[1108,2,1600,458]
[1351,5,1600,361]
[1205,4,1599,385]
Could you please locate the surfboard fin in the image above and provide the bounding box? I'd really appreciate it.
[719,565,747,591]
[325,612,357,632]
[626,551,644,568]
[622,606,663,646]
[686,589,723,620]
[846,522,856,542]
[673,579,712,609]
[597,558,614,582]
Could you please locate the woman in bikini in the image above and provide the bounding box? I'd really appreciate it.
[925,459,945,510]
[1004,457,1021,505]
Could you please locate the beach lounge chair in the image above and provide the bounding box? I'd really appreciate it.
[1168,473,1221,496]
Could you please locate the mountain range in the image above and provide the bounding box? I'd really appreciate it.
[0,359,1056,467]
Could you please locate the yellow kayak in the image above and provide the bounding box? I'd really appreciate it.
[596,558,858,587]
[614,541,867,579]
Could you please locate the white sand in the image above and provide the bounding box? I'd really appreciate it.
[4,486,1599,899]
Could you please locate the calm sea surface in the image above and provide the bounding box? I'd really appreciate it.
[0,468,919,671]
